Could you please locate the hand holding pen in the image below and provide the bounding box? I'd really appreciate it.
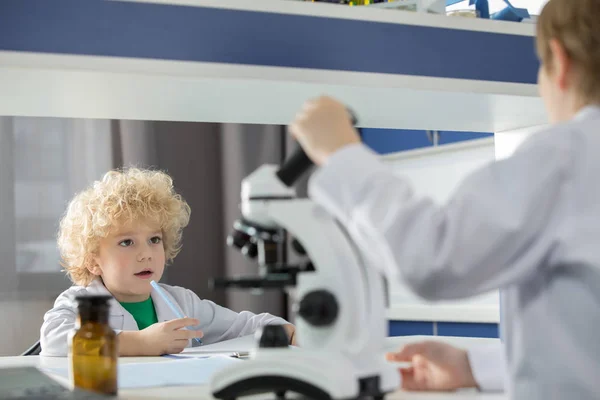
[136,317,205,355]
[150,280,204,347]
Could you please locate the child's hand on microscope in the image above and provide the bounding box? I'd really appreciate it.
[289,96,361,166]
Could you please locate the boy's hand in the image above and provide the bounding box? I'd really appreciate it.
[289,96,361,166]
[138,318,204,355]
[283,324,297,345]
[386,341,478,391]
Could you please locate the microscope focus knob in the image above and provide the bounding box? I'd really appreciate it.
[241,242,258,258]
[256,324,290,348]
[297,290,338,327]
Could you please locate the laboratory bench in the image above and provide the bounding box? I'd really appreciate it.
[0,336,504,400]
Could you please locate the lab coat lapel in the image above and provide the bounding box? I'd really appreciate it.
[86,279,138,331]
[151,285,184,323]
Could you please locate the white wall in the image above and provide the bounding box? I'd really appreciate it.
[0,298,55,356]
[0,117,113,356]
[380,126,551,321]
[382,138,495,205]
[380,138,500,309]
[495,125,548,160]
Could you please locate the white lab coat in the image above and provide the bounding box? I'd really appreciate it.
[40,279,288,356]
[468,343,505,391]
[309,106,600,399]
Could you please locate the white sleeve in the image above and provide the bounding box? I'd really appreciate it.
[41,287,125,356]
[308,133,572,300]
[40,291,78,357]
[467,344,506,392]
[187,290,289,344]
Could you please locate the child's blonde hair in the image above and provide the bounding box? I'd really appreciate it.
[58,168,191,286]
[536,0,600,104]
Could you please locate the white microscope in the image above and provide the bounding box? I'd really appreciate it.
[210,119,400,400]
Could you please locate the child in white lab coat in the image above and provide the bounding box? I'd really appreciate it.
[40,168,295,357]
[289,0,600,398]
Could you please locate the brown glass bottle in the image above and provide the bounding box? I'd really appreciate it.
[69,295,118,396]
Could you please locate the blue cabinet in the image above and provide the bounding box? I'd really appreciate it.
[388,321,500,338]
[438,131,494,145]
[389,321,434,337]
[361,128,493,155]
[437,322,499,338]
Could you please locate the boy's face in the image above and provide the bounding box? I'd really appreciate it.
[91,220,166,303]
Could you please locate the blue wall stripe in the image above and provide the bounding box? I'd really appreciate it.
[437,322,499,338]
[362,129,493,154]
[499,290,504,343]
[389,321,434,336]
[0,0,538,84]
[363,129,432,154]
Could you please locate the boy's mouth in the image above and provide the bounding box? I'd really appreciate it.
[134,269,154,279]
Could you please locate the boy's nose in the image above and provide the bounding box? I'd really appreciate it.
[137,252,152,262]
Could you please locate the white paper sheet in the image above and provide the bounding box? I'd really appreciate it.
[44,356,242,389]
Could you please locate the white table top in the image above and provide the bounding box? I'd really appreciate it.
[0,336,506,400]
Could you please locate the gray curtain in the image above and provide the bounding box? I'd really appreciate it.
[113,120,286,318]
[220,124,285,316]
[0,117,16,294]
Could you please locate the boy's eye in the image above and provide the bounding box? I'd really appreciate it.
[150,236,162,244]
[119,239,133,247]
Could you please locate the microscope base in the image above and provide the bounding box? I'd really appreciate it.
[210,348,399,400]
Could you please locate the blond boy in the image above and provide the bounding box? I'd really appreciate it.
[41,168,295,356]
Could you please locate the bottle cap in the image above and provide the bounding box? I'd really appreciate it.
[74,295,112,307]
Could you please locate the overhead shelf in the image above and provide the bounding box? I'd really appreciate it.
[0,0,546,132]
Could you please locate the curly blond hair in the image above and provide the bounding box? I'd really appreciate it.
[58,168,191,286]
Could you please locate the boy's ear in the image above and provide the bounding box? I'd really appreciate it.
[549,38,571,91]
[87,260,102,276]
